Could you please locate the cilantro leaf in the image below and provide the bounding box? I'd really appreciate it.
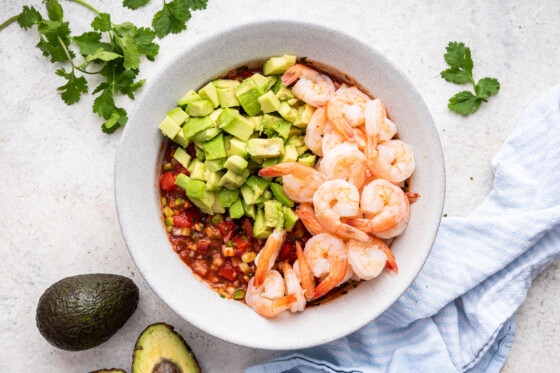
[102,107,128,133]
[17,6,43,30]
[86,48,122,63]
[36,21,74,63]
[113,34,141,70]
[123,0,151,10]
[113,22,137,37]
[72,32,111,56]
[463,47,473,75]
[444,42,467,67]
[134,27,159,61]
[187,0,209,11]
[152,0,192,38]
[92,13,111,32]
[55,68,88,105]
[45,0,64,22]
[93,85,115,119]
[440,67,471,84]
[448,91,481,115]
[476,78,500,99]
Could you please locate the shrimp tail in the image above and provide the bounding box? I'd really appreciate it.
[296,241,316,301]
[282,65,302,86]
[313,256,348,299]
[336,223,373,242]
[405,192,420,204]
[295,203,328,235]
[256,294,297,318]
[347,218,372,232]
[254,229,286,287]
[332,118,356,143]
[380,245,398,275]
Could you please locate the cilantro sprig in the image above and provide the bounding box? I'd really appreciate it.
[441,42,500,115]
[1,0,208,133]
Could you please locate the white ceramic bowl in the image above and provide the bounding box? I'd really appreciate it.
[115,20,445,350]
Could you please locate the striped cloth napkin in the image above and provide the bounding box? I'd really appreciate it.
[248,84,560,373]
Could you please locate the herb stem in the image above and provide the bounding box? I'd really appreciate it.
[0,15,18,31]
[68,0,100,15]
[57,35,76,72]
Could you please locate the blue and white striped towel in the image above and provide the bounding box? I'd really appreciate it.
[248,84,560,373]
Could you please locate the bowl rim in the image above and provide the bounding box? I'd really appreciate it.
[115,18,445,350]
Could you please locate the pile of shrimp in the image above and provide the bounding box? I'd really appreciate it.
[245,63,418,318]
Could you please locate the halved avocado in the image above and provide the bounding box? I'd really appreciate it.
[90,370,126,373]
[132,323,200,373]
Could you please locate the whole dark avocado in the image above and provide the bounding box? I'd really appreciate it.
[36,273,139,351]
[132,323,200,373]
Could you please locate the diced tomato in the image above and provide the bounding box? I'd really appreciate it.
[197,238,211,253]
[233,236,250,256]
[186,143,197,158]
[279,241,294,261]
[173,215,192,228]
[160,172,177,191]
[242,218,254,237]
[174,163,188,175]
[218,260,238,281]
[218,221,235,237]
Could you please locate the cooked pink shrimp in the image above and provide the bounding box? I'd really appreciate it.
[322,122,346,154]
[296,241,316,301]
[348,179,408,234]
[314,256,348,299]
[366,139,415,183]
[246,274,296,318]
[320,143,367,190]
[259,162,326,203]
[295,203,329,235]
[253,229,286,288]
[347,239,388,280]
[365,99,397,143]
[304,107,327,156]
[283,262,306,312]
[282,64,335,107]
[313,180,372,242]
[374,197,410,239]
[326,87,370,142]
[303,233,347,279]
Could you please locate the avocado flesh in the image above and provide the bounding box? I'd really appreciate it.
[36,274,139,351]
[132,323,200,373]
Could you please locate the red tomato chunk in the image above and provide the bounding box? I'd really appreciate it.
[160,172,177,191]
[233,236,250,256]
[218,260,238,282]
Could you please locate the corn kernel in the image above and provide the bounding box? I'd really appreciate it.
[222,246,234,257]
[241,251,256,263]
[239,263,250,274]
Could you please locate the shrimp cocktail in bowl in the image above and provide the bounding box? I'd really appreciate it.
[115,20,444,349]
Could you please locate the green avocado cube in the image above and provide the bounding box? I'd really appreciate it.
[240,184,258,205]
[217,87,240,108]
[205,158,226,172]
[175,175,215,211]
[203,133,227,161]
[286,135,305,147]
[173,147,192,169]
[229,198,245,219]
[273,121,292,140]
[296,144,309,155]
[226,138,248,159]
[224,155,248,175]
[193,190,215,210]
[251,73,275,92]
[219,188,240,208]
[236,77,264,116]
[279,145,299,164]
[263,55,297,76]
[275,87,294,101]
[262,157,278,168]
[294,104,316,129]
[247,138,284,158]
[218,170,245,190]
[167,107,189,126]
[195,144,206,161]
[283,207,299,232]
[246,175,271,192]
[242,199,256,219]
[297,153,317,168]
[264,200,284,229]
[159,117,181,138]
[263,189,273,201]
[258,90,281,114]
[178,90,201,106]
[186,100,214,117]
[183,116,214,139]
[212,195,226,214]
[253,209,271,239]
[206,170,225,191]
[218,109,254,141]
[189,159,206,180]
[286,98,299,106]
[171,129,190,147]
[270,78,285,94]
[191,127,221,142]
[213,79,240,89]
[250,115,264,133]
[198,82,220,108]
[278,102,298,123]
[270,183,294,207]
[208,108,224,124]
[241,168,251,180]
[174,173,190,191]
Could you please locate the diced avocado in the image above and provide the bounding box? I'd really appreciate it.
[191,127,221,142]
[247,138,284,158]
[262,114,282,137]
[235,77,264,116]
[173,147,192,169]
[159,117,181,138]
[279,145,299,164]
[251,73,275,92]
[288,127,303,138]
[270,183,294,207]
[242,199,256,219]
[218,170,245,190]
[224,155,248,175]
[229,198,244,219]
[286,98,299,106]
[183,116,214,139]
[296,144,309,155]
[167,107,189,126]
[270,77,284,94]
[253,209,271,239]
[216,87,240,108]
[263,55,297,76]
[241,168,251,179]
[219,188,239,208]
[195,144,206,161]
[205,170,224,191]
[213,79,240,89]
[217,108,254,141]
[278,102,298,123]
[294,104,315,129]
[189,159,206,180]
[205,158,226,172]
[178,90,201,106]
[262,157,278,168]
[208,108,223,124]
[256,202,265,209]
[212,194,226,214]
[298,153,317,168]
[246,175,271,192]
[198,82,219,108]
[283,207,299,232]
[175,173,190,190]
[264,200,284,229]
[203,133,227,161]
[273,121,292,140]
[191,200,213,215]
[263,189,273,201]
[250,115,264,133]
[275,87,294,101]
[171,129,190,147]
[240,184,258,205]
[286,135,305,147]
[226,137,248,159]
[176,175,215,210]
[258,90,281,113]
[186,100,214,117]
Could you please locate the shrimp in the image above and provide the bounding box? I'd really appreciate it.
[296,241,316,301]
[246,274,296,318]
[326,87,371,142]
[253,229,286,287]
[347,239,388,280]
[283,262,306,312]
[322,122,346,154]
[348,179,408,233]
[374,197,410,239]
[313,180,372,242]
[259,162,326,203]
[295,203,328,235]
[282,64,335,107]
[303,233,347,278]
[304,107,327,156]
[314,255,348,299]
[366,139,415,183]
[320,143,367,190]
[365,99,397,143]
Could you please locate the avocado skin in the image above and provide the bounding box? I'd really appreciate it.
[90,369,126,373]
[36,274,139,351]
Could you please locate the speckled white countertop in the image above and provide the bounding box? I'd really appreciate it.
[1,1,559,372]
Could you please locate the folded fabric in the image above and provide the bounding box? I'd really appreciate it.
[248,84,560,373]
